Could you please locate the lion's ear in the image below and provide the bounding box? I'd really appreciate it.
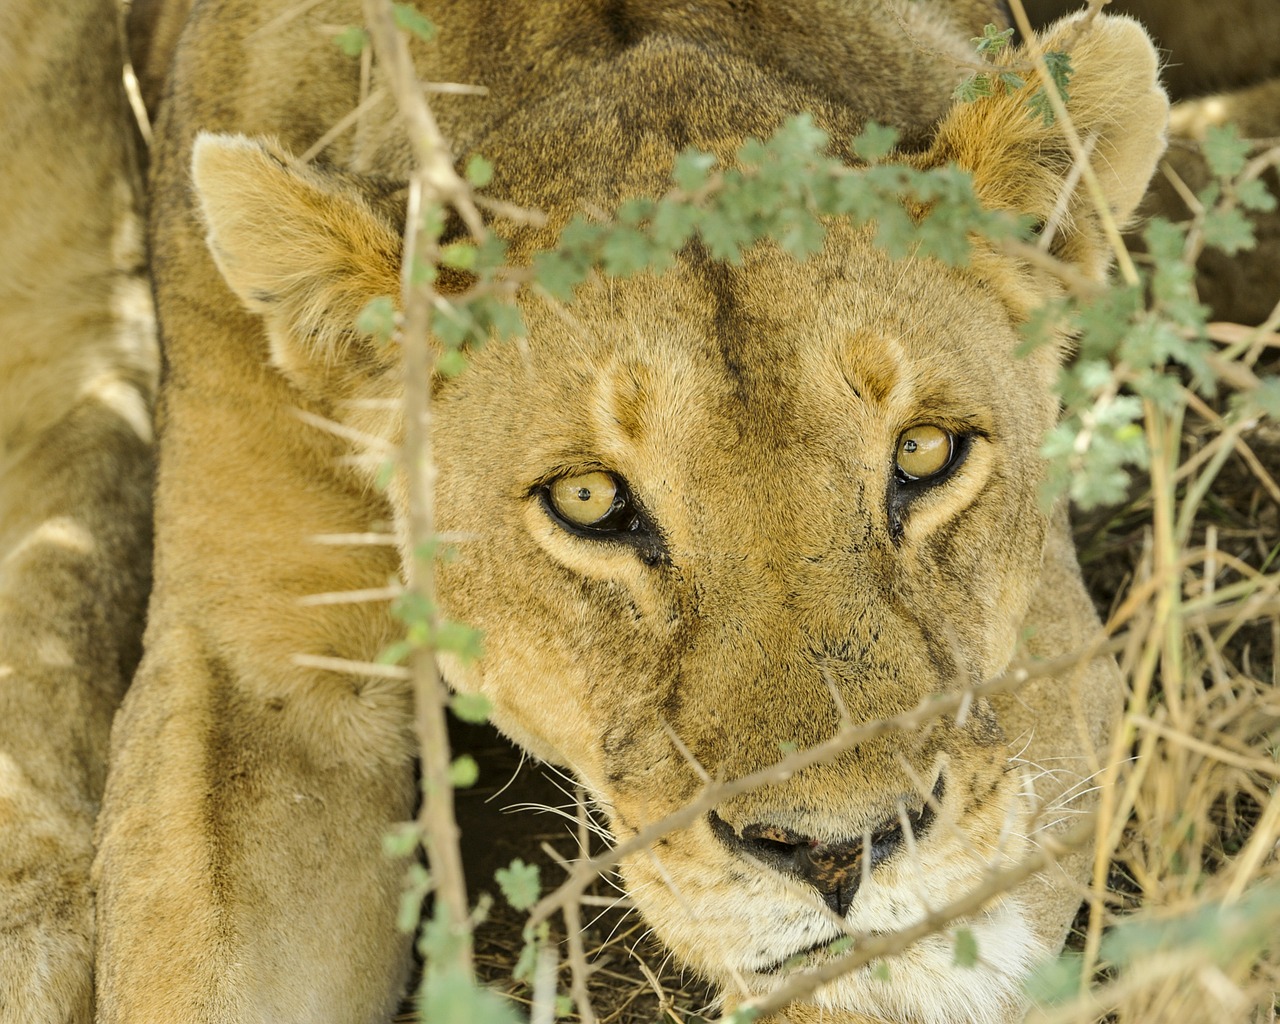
[191,133,403,389]
[920,14,1169,279]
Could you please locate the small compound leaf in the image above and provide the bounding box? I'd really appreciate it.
[450,692,492,724]
[495,858,541,911]
[392,3,436,42]
[449,754,479,788]
[465,153,494,188]
[852,121,899,162]
[953,927,980,968]
[334,25,369,57]
[1203,123,1250,181]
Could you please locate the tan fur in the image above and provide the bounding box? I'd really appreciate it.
[0,0,156,1020]
[1029,0,1280,325]
[91,3,1166,1022]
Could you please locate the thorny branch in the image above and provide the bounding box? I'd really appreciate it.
[362,0,484,978]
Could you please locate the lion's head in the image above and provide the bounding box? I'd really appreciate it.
[182,11,1165,1022]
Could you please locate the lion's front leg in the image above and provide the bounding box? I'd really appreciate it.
[94,640,417,1024]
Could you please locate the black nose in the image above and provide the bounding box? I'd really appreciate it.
[708,777,942,917]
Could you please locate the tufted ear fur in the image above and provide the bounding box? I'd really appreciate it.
[919,14,1169,280]
[192,133,404,395]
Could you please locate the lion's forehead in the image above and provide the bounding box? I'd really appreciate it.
[479,246,1034,477]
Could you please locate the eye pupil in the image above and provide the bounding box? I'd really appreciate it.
[903,439,918,453]
[576,487,591,501]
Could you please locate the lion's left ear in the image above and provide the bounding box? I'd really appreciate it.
[192,133,404,393]
[918,14,1169,279]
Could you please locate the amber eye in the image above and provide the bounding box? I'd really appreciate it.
[548,471,624,527]
[896,425,954,481]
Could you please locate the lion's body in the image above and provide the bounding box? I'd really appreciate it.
[0,2,1177,1022]
[0,0,155,1020]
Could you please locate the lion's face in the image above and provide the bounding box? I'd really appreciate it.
[420,233,1057,1018]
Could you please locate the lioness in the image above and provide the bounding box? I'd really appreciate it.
[0,0,154,1020]
[92,2,1166,1023]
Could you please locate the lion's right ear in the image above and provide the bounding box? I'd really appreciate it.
[192,133,404,390]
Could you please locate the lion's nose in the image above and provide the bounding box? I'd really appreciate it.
[707,791,939,917]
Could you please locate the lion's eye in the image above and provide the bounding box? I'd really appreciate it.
[548,471,625,528]
[540,470,666,564]
[895,425,954,481]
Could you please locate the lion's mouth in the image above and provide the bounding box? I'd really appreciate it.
[755,934,857,976]
[712,771,946,921]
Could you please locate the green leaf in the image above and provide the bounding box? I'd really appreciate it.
[972,23,1015,55]
[418,970,521,1024]
[450,692,492,724]
[953,927,980,968]
[672,149,716,192]
[872,961,891,982]
[554,994,574,1017]
[1026,89,1054,125]
[465,153,494,188]
[382,821,420,858]
[374,457,397,491]
[392,590,432,628]
[409,254,436,287]
[440,243,477,271]
[512,935,538,983]
[392,3,436,42]
[334,25,369,57]
[431,302,476,347]
[377,639,414,665]
[1026,52,1072,126]
[495,858,541,911]
[1202,206,1256,254]
[1024,951,1084,1005]
[356,295,397,344]
[953,73,992,103]
[435,619,483,661]
[1042,51,1074,100]
[998,70,1026,91]
[484,300,526,342]
[436,348,469,377]
[1253,378,1280,418]
[449,754,479,788]
[1202,123,1250,180]
[512,921,550,982]
[852,122,899,162]
[397,863,432,933]
[1236,176,1277,212]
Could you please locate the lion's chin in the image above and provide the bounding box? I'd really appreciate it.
[734,901,1046,1024]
